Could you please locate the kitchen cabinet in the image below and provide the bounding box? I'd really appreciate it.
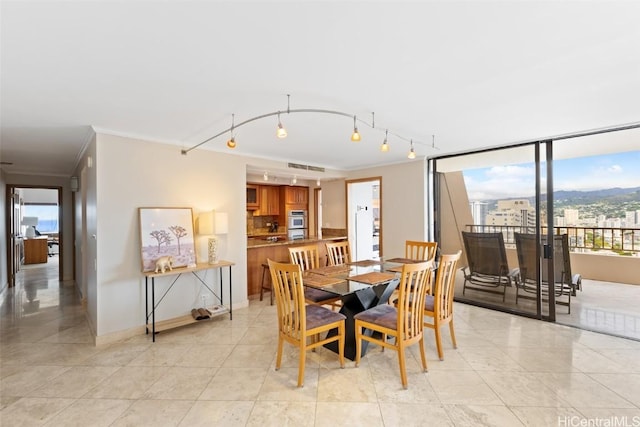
[284,186,308,205]
[255,185,280,216]
[246,185,259,210]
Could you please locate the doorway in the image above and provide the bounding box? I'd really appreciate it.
[346,177,382,261]
[6,185,63,287]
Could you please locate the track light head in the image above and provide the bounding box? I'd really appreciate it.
[276,112,287,138]
[380,130,389,152]
[407,139,416,159]
[226,137,236,149]
[351,116,361,142]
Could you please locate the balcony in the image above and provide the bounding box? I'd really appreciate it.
[454,225,640,340]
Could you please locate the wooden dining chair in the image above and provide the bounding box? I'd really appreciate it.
[405,240,438,261]
[267,259,346,387]
[423,250,462,361]
[288,244,342,308]
[325,240,351,266]
[354,260,433,389]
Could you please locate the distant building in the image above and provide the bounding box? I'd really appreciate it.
[486,199,536,231]
[469,201,489,225]
[564,209,579,226]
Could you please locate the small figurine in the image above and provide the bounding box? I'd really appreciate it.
[154,255,174,273]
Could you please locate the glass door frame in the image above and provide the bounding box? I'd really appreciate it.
[430,140,556,321]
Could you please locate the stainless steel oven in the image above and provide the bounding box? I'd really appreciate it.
[287,210,306,229]
[287,228,305,240]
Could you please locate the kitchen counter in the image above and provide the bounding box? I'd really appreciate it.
[246,235,347,297]
[247,235,346,249]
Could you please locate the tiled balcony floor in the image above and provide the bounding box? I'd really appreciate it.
[454,273,640,341]
[1,259,639,425]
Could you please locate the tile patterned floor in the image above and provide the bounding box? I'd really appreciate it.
[1,261,639,426]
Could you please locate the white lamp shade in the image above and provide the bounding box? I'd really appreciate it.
[198,211,228,235]
[214,212,228,235]
[21,216,39,227]
[198,211,215,235]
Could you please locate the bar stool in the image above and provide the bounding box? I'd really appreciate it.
[259,263,273,305]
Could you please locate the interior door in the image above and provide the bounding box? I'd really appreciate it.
[346,178,380,261]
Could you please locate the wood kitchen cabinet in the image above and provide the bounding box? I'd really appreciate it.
[246,185,259,210]
[255,185,280,216]
[284,186,308,205]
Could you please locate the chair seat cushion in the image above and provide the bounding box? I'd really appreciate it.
[304,287,339,303]
[354,304,397,330]
[305,304,346,329]
[424,295,434,312]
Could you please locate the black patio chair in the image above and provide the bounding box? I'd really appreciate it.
[461,231,513,302]
[513,233,581,314]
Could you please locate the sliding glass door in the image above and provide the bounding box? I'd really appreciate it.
[431,142,555,319]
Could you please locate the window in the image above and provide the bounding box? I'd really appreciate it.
[23,204,59,233]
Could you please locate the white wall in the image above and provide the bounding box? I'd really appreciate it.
[91,133,248,340]
[321,179,346,229]
[348,160,428,259]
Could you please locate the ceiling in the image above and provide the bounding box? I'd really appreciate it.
[2,1,639,178]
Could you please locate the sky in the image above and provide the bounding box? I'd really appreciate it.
[463,151,640,200]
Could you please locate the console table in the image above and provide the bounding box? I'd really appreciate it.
[143,261,234,341]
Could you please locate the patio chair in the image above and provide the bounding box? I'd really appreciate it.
[267,259,346,387]
[461,231,513,302]
[514,233,580,314]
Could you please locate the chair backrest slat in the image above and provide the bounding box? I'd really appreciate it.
[289,244,321,271]
[326,241,351,266]
[433,251,462,321]
[405,240,438,261]
[268,259,306,339]
[397,261,433,339]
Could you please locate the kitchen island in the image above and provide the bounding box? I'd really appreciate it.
[246,236,347,297]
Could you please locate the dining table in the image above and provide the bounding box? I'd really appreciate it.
[303,257,422,360]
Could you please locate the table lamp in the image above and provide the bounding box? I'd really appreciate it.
[21,216,39,238]
[198,211,228,264]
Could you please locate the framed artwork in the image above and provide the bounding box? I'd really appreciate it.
[138,207,197,272]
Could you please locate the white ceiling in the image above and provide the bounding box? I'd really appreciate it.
[2,1,639,177]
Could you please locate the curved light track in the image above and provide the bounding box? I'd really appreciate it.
[181,108,433,155]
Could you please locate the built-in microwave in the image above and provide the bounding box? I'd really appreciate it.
[287,210,306,229]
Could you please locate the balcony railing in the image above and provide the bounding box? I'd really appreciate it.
[466,224,640,255]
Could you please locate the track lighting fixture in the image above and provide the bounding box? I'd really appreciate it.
[179,95,439,160]
[381,129,389,152]
[292,175,297,184]
[351,116,361,142]
[263,171,268,181]
[276,112,287,138]
[316,178,321,186]
[408,139,416,159]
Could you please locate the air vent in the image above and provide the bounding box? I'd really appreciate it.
[287,162,325,173]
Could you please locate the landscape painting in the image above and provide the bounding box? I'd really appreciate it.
[139,207,197,272]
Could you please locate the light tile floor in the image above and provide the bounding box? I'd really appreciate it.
[1,261,639,426]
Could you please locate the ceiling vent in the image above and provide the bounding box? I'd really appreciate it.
[287,162,325,173]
